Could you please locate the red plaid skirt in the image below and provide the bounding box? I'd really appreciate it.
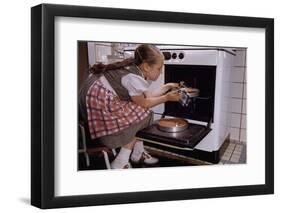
[86,79,151,139]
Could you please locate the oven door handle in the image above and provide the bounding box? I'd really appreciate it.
[135,137,194,151]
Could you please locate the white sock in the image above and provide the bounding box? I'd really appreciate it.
[111,147,131,168]
[131,141,144,160]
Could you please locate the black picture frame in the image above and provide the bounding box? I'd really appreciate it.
[31,3,274,209]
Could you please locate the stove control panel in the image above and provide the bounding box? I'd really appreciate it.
[162,51,185,60]
[160,49,218,65]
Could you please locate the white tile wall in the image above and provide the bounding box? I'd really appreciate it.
[244,68,247,83]
[242,100,246,114]
[230,83,243,98]
[88,42,113,65]
[241,115,247,129]
[230,99,242,113]
[233,49,247,67]
[230,128,240,141]
[230,113,241,128]
[95,44,112,63]
[229,49,247,143]
[243,83,247,98]
[231,67,245,82]
[240,129,247,142]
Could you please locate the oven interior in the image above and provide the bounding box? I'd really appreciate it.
[164,65,216,123]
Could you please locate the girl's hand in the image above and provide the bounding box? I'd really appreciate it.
[165,82,179,90]
[182,87,199,93]
[165,90,181,102]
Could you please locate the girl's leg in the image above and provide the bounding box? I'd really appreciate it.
[123,140,136,150]
[131,140,159,165]
[110,140,136,169]
[130,139,144,160]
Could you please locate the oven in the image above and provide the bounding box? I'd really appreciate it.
[164,64,216,123]
[124,46,234,163]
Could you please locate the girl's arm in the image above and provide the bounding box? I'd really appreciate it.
[131,90,180,108]
[144,83,179,97]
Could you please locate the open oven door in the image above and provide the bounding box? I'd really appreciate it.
[135,121,211,151]
[136,93,214,151]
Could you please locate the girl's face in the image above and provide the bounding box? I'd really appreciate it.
[143,56,165,81]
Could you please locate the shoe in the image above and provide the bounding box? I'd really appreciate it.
[110,161,131,169]
[131,151,159,165]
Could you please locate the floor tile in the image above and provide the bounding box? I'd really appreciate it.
[220,141,246,164]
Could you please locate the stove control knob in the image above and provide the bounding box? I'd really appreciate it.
[179,52,184,59]
[162,51,171,60]
[172,53,177,59]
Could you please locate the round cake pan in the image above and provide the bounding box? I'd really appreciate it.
[157,118,188,133]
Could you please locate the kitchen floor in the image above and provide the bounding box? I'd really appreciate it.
[219,140,246,164]
[141,140,246,168]
[78,140,246,170]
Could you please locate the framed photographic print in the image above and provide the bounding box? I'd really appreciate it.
[31,3,274,209]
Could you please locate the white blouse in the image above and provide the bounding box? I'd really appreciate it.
[121,73,152,96]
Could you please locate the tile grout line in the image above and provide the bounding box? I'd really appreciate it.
[228,144,234,163]
[227,142,236,163]
[238,51,247,143]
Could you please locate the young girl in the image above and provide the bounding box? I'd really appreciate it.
[79,44,180,169]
